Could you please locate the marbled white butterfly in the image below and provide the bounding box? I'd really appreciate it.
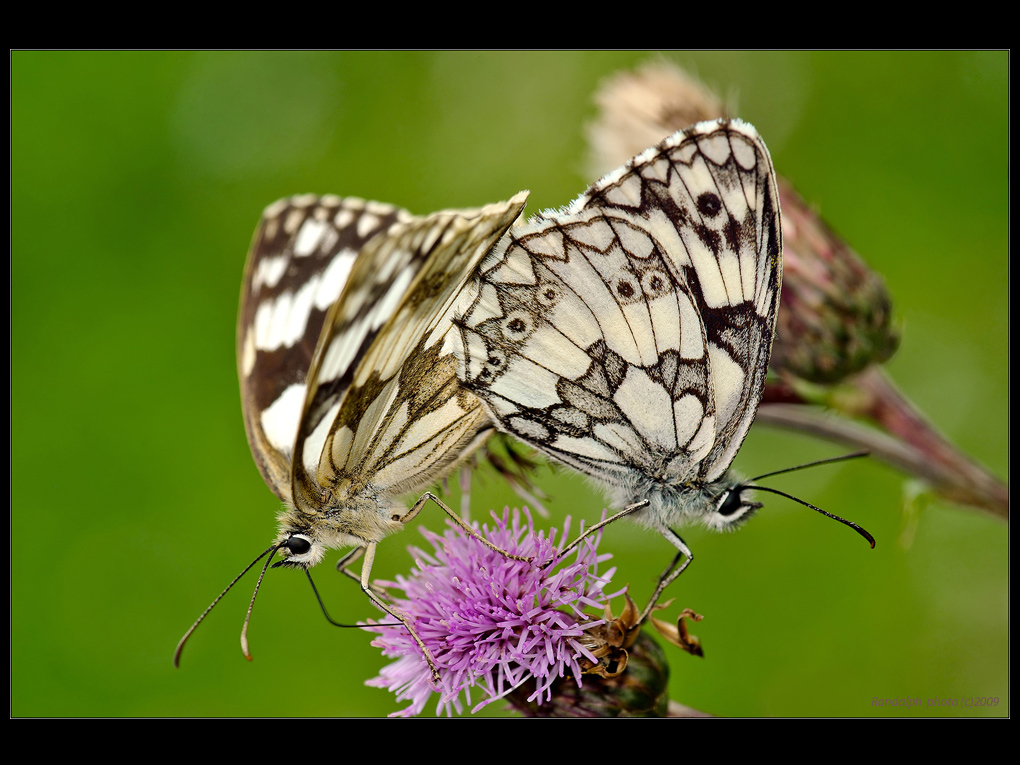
[176,191,528,677]
[454,120,784,619]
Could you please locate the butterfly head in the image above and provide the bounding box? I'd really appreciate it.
[270,513,355,570]
[271,492,405,570]
[271,531,324,569]
[269,505,337,569]
[703,480,763,532]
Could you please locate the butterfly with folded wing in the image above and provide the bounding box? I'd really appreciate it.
[176,192,528,679]
[455,120,870,620]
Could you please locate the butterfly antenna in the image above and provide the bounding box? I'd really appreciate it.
[239,543,286,661]
[304,568,401,629]
[173,542,280,668]
[743,484,876,548]
[749,451,869,484]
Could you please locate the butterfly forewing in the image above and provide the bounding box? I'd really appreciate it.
[289,193,529,515]
[456,119,781,507]
[238,195,412,502]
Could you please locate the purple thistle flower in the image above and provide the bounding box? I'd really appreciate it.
[364,508,619,717]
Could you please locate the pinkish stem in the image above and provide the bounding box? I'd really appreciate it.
[758,367,1007,520]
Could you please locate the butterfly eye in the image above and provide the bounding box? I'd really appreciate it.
[714,489,762,526]
[286,535,312,555]
[717,489,744,517]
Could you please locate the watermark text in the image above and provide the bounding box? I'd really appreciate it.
[871,696,999,709]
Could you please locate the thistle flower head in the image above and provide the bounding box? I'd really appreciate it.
[364,508,619,717]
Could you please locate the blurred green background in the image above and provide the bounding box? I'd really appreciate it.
[12,51,1006,718]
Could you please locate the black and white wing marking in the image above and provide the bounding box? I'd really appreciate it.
[456,120,781,518]
[286,193,529,519]
[238,195,411,503]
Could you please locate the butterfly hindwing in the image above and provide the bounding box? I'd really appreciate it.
[456,120,781,503]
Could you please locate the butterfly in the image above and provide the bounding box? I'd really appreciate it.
[175,191,529,678]
[454,119,785,619]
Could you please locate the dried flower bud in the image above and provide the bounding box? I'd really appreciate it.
[772,178,899,382]
[650,605,705,657]
[574,591,643,677]
[507,596,673,718]
[587,60,726,179]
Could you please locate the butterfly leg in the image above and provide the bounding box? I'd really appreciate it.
[335,546,364,580]
[638,526,693,624]
[556,500,650,561]
[405,491,533,562]
[358,541,441,684]
[458,461,474,522]
[336,546,390,600]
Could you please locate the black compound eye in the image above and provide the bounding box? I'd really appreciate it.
[286,536,312,555]
[718,489,744,517]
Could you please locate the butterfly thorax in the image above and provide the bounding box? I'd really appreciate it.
[274,486,403,568]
